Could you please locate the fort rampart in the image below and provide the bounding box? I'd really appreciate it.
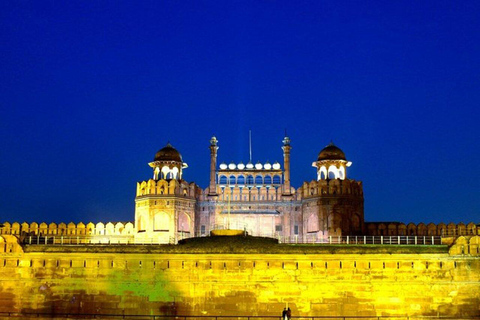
[0,235,479,318]
[1,220,477,238]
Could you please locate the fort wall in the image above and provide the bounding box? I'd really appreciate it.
[1,220,477,238]
[0,236,479,318]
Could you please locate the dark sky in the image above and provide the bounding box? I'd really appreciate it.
[1,1,479,225]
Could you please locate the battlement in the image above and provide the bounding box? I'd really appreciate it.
[0,221,134,237]
[299,179,363,199]
[136,179,200,198]
[366,221,479,237]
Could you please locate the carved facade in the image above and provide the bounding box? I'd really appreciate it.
[1,136,478,242]
[130,136,365,243]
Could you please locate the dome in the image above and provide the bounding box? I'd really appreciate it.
[154,143,182,162]
[219,162,228,170]
[317,142,346,161]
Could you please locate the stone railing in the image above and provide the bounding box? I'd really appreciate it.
[21,234,443,246]
[279,235,443,245]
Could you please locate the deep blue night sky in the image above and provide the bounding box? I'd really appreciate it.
[1,1,479,225]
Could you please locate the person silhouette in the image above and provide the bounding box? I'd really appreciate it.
[282,308,287,320]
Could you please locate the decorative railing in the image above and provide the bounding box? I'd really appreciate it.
[278,235,443,245]
[21,234,443,246]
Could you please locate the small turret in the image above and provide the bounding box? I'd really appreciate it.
[312,142,352,180]
[149,143,188,180]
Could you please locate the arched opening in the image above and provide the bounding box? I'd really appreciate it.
[237,175,245,185]
[171,167,179,179]
[319,166,327,180]
[255,176,263,185]
[219,175,227,185]
[264,175,272,184]
[229,175,236,185]
[273,175,281,184]
[162,166,179,180]
[247,175,254,185]
[328,165,338,179]
[338,167,345,179]
[161,166,170,179]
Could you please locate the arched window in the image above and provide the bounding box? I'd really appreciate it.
[319,166,327,180]
[328,170,336,179]
[273,175,281,184]
[237,175,245,185]
[247,175,254,185]
[328,165,338,179]
[255,176,263,185]
[264,176,272,184]
[219,175,227,185]
[229,175,236,185]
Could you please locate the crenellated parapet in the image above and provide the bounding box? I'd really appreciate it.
[366,221,479,237]
[136,178,200,198]
[298,179,363,198]
[449,235,480,255]
[0,221,134,237]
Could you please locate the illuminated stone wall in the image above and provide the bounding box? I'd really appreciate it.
[0,236,479,318]
[2,220,477,239]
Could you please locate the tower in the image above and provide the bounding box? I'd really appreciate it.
[149,143,188,180]
[312,142,351,181]
[135,143,197,243]
[302,142,364,239]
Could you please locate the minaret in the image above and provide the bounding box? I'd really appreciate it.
[208,136,219,195]
[282,135,291,195]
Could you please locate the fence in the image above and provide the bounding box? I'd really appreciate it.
[280,235,443,245]
[21,234,443,246]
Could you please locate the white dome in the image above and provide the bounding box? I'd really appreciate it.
[272,162,281,170]
[246,162,254,169]
[228,162,236,170]
[255,162,263,170]
[264,162,272,170]
[237,162,245,170]
[219,163,228,170]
